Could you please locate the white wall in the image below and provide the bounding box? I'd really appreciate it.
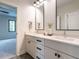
[17,0,36,55]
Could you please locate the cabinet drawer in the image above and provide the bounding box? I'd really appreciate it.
[35,53,44,59]
[26,35,35,42]
[58,52,76,59]
[36,44,44,56]
[45,39,79,58]
[35,38,44,45]
[45,46,58,59]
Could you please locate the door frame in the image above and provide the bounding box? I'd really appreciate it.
[0,1,18,56]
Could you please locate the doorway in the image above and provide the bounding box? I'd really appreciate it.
[0,3,17,59]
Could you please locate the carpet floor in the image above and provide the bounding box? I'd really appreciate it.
[0,39,16,59]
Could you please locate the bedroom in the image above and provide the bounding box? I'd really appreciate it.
[0,3,16,59]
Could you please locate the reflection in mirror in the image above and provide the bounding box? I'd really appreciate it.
[56,0,79,30]
[35,4,44,30]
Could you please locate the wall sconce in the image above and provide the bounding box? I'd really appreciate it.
[33,0,47,7]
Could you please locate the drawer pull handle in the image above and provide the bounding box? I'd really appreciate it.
[28,41,31,43]
[37,40,42,42]
[37,47,42,50]
[58,54,61,58]
[55,53,57,56]
[36,56,40,59]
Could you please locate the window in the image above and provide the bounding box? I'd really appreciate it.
[8,20,16,32]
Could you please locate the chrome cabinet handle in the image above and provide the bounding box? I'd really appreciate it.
[58,54,61,58]
[54,53,61,58]
[36,56,40,59]
[28,41,31,43]
[55,53,57,56]
[37,47,42,51]
[37,40,42,42]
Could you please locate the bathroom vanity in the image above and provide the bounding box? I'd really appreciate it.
[25,33,79,59]
[25,0,79,59]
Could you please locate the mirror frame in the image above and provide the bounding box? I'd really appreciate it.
[56,0,79,31]
[35,4,45,30]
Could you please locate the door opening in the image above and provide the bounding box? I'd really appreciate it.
[0,2,17,59]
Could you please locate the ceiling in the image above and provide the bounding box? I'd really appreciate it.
[57,0,74,7]
[0,3,16,17]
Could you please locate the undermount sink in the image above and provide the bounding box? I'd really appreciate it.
[65,37,76,41]
[53,36,76,41]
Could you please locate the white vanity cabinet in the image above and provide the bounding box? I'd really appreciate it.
[26,35,45,59]
[26,35,36,58]
[35,37,45,59]
[58,52,76,59]
[45,46,76,59]
[44,39,77,59]
[26,34,79,59]
[45,47,58,59]
[35,52,44,59]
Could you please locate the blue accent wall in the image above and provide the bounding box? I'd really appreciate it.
[0,14,16,40]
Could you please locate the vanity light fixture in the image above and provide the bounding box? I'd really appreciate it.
[34,1,37,6]
[36,0,40,4]
[33,0,47,7]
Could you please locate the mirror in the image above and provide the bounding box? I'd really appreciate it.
[56,0,79,31]
[35,4,44,30]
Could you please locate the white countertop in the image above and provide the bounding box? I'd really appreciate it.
[25,32,79,47]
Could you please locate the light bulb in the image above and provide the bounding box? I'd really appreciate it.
[34,1,36,6]
[34,3,36,6]
[36,1,40,4]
